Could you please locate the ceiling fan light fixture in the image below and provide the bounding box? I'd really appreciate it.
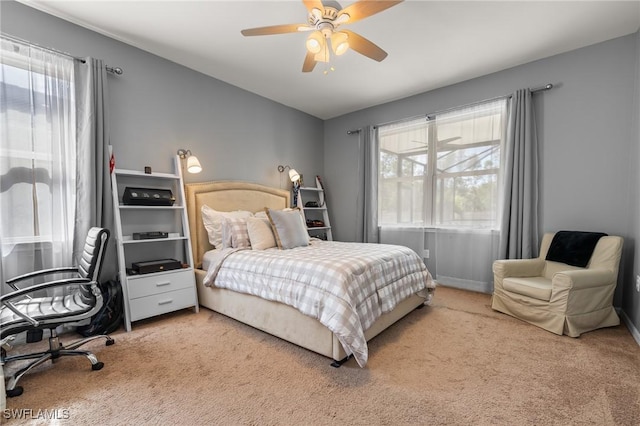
[306,31,324,54]
[331,31,349,55]
[240,0,403,73]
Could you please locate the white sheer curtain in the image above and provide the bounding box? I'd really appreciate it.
[434,100,506,293]
[376,117,430,255]
[0,35,76,290]
[372,99,507,293]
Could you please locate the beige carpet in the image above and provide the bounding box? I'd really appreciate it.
[3,286,640,425]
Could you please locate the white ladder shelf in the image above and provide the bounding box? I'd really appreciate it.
[296,176,332,241]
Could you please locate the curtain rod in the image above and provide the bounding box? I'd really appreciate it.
[426,83,555,120]
[373,82,556,129]
[1,32,123,75]
[530,83,554,93]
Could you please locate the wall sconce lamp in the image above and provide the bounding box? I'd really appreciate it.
[177,149,202,174]
[277,164,300,183]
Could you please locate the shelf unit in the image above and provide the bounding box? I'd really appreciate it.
[111,156,198,331]
[296,176,332,241]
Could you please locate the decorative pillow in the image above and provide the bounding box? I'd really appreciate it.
[265,208,309,250]
[221,217,251,249]
[246,217,276,250]
[201,205,252,248]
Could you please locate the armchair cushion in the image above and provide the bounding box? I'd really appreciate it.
[503,276,552,301]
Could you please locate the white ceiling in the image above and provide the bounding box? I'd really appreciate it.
[18,0,640,119]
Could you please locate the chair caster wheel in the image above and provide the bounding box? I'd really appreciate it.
[106,338,115,346]
[7,386,23,397]
[92,362,104,371]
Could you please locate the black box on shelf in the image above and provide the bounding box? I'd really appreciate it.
[123,187,175,206]
[133,231,169,240]
[131,259,182,274]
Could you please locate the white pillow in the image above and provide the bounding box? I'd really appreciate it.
[201,205,252,248]
[222,217,251,249]
[265,208,309,250]
[246,217,276,250]
[254,210,268,219]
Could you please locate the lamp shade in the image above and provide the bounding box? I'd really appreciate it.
[186,155,202,174]
[331,31,349,56]
[306,31,325,54]
[288,168,300,183]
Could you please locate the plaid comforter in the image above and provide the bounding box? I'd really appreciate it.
[203,240,435,367]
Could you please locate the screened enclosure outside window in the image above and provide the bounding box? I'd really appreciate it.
[378,99,507,229]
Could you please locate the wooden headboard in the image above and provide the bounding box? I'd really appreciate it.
[184,181,290,268]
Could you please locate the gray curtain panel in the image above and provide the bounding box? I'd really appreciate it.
[361,125,379,243]
[499,89,540,259]
[74,57,116,281]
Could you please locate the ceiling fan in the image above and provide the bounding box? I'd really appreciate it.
[240,0,404,73]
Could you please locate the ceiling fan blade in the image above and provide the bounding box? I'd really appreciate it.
[302,51,317,72]
[338,0,403,24]
[342,30,388,62]
[302,0,324,15]
[241,24,312,36]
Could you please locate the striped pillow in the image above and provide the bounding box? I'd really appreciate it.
[221,217,251,249]
[201,205,252,248]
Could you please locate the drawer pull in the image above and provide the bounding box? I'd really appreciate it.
[158,299,173,305]
[155,281,171,287]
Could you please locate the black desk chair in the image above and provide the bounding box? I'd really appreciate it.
[1,227,115,397]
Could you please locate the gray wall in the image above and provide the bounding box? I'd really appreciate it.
[625,30,640,336]
[1,1,324,188]
[324,33,640,330]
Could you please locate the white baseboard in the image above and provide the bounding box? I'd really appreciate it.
[619,309,640,347]
[436,276,492,294]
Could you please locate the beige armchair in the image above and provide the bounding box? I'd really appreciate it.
[492,232,622,337]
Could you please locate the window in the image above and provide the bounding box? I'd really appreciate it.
[1,36,76,283]
[378,99,507,229]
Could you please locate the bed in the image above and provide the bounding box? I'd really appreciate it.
[185,181,435,367]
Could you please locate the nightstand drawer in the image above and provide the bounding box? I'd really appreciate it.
[129,287,196,321]
[127,269,195,299]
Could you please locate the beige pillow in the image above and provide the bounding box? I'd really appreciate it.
[201,205,252,248]
[265,208,309,250]
[246,217,276,250]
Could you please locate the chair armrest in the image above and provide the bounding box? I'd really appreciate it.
[6,267,78,290]
[552,268,617,290]
[0,278,93,304]
[493,258,544,278]
[0,278,95,327]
